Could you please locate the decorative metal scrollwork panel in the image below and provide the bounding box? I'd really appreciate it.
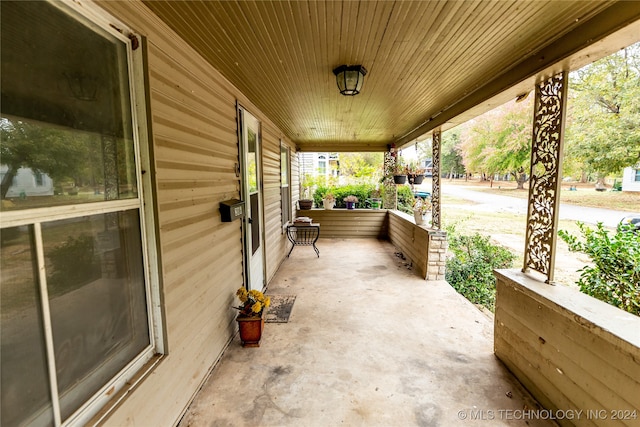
[523,72,567,282]
[432,128,441,230]
[383,151,397,210]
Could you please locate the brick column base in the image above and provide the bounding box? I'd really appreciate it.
[427,230,448,281]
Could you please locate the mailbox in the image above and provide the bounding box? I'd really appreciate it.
[219,199,244,222]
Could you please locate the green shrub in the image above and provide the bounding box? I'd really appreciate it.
[559,222,640,316]
[313,184,376,208]
[396,185,415,214]
[313,183,416,212]
[445,228,515,311]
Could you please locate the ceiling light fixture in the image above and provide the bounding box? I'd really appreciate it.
[333,65,367,96]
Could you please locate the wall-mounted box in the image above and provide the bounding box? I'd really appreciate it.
[219,199,244,222]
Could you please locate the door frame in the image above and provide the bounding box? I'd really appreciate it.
[237,104,265,291]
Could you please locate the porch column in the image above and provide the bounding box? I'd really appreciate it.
[523,72,568,283]
[383,150,397,210]
[431,128,441,229]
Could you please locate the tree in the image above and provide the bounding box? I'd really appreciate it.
[565,43,640,184]
[0,118,88,198]
[338,152,383,182]
[458,98,532,188]
[440,129,465,178]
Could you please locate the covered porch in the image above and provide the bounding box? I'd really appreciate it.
[2,1,638,426]
[179,238,552,427]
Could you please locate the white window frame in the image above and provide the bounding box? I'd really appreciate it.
[280,141,292,228]
[0,1,164,426]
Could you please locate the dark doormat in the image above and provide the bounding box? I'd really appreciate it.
[265,295,296,323]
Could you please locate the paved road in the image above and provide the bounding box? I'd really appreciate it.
[439,185,633,228]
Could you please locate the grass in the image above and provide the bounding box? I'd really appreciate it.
[441,193,594,289]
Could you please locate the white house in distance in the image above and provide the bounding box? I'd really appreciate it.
[0,166,54,197]
[621,166,640,192]
[299,152,339,180]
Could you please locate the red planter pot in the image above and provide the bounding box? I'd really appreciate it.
[237,315,265,347]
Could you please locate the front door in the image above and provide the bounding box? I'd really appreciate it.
[239,107,264,291]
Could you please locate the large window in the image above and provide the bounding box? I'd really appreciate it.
[1,2,159,426]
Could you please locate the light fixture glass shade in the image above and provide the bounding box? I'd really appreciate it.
[333,65,367,96]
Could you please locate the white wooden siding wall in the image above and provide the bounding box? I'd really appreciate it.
[261,120,295,282]
[95,1,293,425]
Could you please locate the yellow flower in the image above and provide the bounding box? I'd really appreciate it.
[236,288,248,303]
[248,289,263,300]
[251,302,262,313]
[264,296,271,308]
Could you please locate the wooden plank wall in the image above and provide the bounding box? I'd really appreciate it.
[494,270,640,427]
[297,209,388,239]
[95,1,294,425]
[387,211,430,279]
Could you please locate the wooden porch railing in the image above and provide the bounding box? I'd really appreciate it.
[296,208,447,280]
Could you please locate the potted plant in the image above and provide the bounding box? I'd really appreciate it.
[393,158,407,184]
[412,197,431,225]
[407,162,426,185]
[234,287,271,347]
[298,175,314,210]
[343,195,358,210]
[366,189,382,209]
[323,192,336,210]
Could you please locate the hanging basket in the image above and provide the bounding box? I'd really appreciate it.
[412,174,425,185]
[393,175,407,184]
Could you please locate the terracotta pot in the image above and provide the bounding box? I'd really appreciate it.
[237,315,265,347]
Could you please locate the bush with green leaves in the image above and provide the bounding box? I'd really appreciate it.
[313,183,418,212]
[445,228,516,312]
[313,184,376,208]
[396,185,415,214]
[559,222,639,316]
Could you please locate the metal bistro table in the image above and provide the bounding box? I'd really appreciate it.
[286,222,320,257]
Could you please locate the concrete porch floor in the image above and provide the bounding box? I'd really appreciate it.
[178,239,554,427]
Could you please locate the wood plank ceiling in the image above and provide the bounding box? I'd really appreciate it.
[142,1,640,152]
